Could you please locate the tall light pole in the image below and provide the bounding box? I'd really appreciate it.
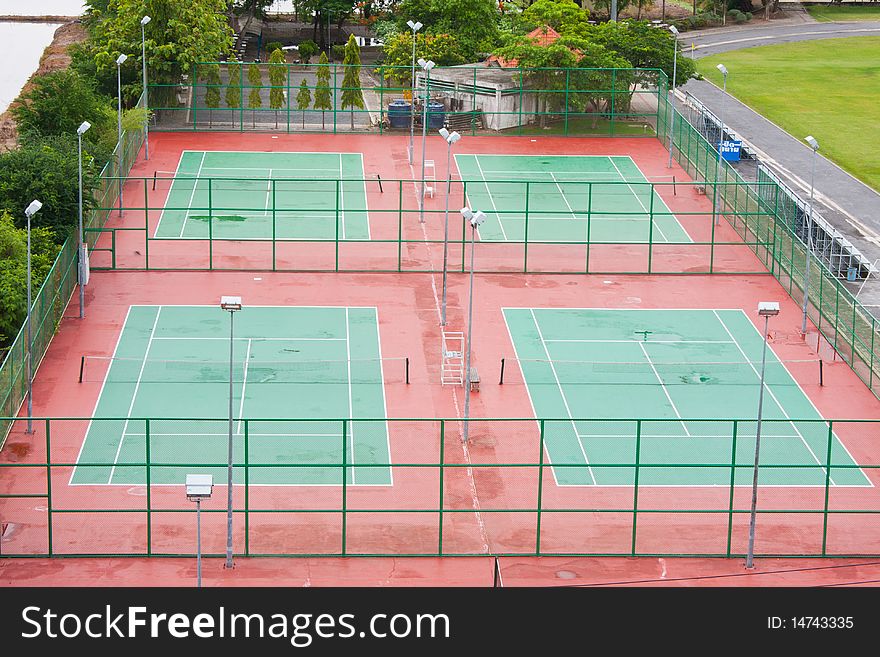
[745,301,780,569]
[417,58,435,224]
[186,474,213,588]
[460,207,486,443]
[115,53,128,217]
[712,63,728,226]
[611,0,618,21]
[439,127,461,326]
[406,20,422,165]
[24,200,42,435]
[220,296,242,569]
[666,25,679,169]
[801,135,820,336]
[77,121,91,319]
[140,15,151,161]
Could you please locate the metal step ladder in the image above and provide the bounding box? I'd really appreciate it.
[441,331,465,385]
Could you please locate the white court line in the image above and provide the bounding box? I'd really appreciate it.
[638,342,691,436]
[548,172,579,221]
[177,152,207,238]
[473,155,509,241]
[607,157,670,243]
[577,433,807,440]
[236,338,252,435]
[711,310,834,484]
[108,307,162,484]
[359,153,371,240]
[543,339,735,344]
[530,309,597,485]
[124,432,345,438]
[150,336,345,341]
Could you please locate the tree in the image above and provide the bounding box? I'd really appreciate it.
[589,0,633,18]
[396,0,501,61]
[226,59,243,128]
[202,63,222,127]
[247,63,263,128]
[341,35,365,130]
[0,212,58,348]
[296,79,312,129]
[268,49,288,129]
[380,33,466,85]
[298,40,319,64]
[76,0,232,109]
[0,136,101,242]
[314,52,333,130]
[521,0,592,33]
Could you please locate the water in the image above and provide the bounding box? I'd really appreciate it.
[0,0,85,15]
[0,22,64,113]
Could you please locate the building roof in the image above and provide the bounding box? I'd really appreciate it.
[485,26,562,69]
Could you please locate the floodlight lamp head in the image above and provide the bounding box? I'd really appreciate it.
[407,20,423,31]
[77,121,91,135]
[220,295,242,311]
[460,207,474,221]
[116,53,128,65]
[185,474,213,501]
[757,301,780,317]
[439,127,449,139]
[668,25,679,35]
[448,131,461,144]
[716,63,728,77]
[418,58,434,71]
[25,200,42,217]
[141,15,151,26]
[470,210,487,228]
[805,135,819,151]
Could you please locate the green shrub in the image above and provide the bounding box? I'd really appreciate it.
[298,40,318,64]
[265,41,283,54]
[331,44,346,61]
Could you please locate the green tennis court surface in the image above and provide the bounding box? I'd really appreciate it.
[153,151,370,240]
[456,154,691,244]
[503,308,869,487]
[72,305,392,486]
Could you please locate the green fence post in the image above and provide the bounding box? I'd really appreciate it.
[192,63,198,131]
[145,418,151,555]
[709,192,717,274]
[286,63,291,134]
[143,178,149,270]
[870,317,876,390]
[333,64,338,134]
[244,419,250,556]
[564,69,570,136]
[208,178,213,270]
[726,420,738,557]
[821,421,834,556]
[610,69,616,137]
[341,419,348,556]
[523,182,530,273]
[535,419,545,556]
[45,418,52,556]
[585,183,592,273]
[438,419,445,555]
[397,181,403,272]
[647,186,655,273]
[271,179,277,272]
[631,419,641,555]
[335,179,340,272]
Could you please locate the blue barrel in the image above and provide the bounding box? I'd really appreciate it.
[427,100,445,129]
[388,99,411,129]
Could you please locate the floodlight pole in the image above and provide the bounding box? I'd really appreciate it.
[666,26,679,169]
[745,302,779,569]
[116,54,127,217]
[406,21,422,165]
[141,16,151,161]
[220,297,242,569]
[418,59,435,223]
[611,0,618,21]
[196,497,203,587]
[461,208,484,443]
[77,122,90,319]
[25,201,42,435]
[713,64,728,226]
[440,128,461,326]
[801,137,820,335]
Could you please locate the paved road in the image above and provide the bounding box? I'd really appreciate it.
[675,9,880,308]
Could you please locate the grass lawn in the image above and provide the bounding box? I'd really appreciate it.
[805,5,880,21]
[698,37,880,192]
[503,117,656,136]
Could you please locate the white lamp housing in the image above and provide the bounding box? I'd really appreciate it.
[418,58,435,71]
[77,121,91,136]
[116,53,128,65]
[439,128,461,144]
[757,301,780,317]
[716,63,728,76]
[805,135,819,151]
[407,20,423,31]
[186,474,213,501]
[141,15,151,26]
[669,25,679,35]
[220,296,242,311]
[25,200,42,217]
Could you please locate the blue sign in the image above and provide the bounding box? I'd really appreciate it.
[719,139,743,162]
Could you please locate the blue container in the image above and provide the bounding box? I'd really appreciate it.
[387,100,411,129]
[847,267,858,282]
[426,100,445,129]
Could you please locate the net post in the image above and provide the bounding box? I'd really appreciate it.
[499,357,505,385]
[377,173,383,193]
[405,357,410,384]
[152,170,158,191]
[672,175,677,196]
[819,359,824,386]
[79,355,85,383]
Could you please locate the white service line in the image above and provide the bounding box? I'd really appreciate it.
[236,338,252,435]
[638,342,691,436]
[473,155,509,241]
[549,172,579,220]
[608,157,670,243]
[530,309,597,485]
[178,151,207,238]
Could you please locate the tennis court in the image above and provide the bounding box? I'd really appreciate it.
[153,151,370,240]
[503,307,869,487]
[456,154,691,243]
[72,305,393,486]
